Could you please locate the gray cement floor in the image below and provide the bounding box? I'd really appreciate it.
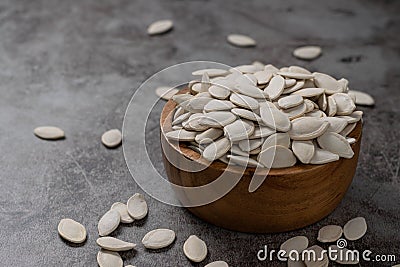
[0,0,399,266]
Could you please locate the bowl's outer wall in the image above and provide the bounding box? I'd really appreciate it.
[160,93,362,233]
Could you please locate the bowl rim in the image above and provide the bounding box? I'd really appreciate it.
[160,89,363,176]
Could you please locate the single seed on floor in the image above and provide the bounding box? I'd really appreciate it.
[34,126,65,140]
[97,249,123,267]
[227,34,256,47]
[127,193,148,220]
[205,261,229,267]
[293,46,322,60]
[147,19,173,35]
[183,235,208,262]
[142,228,176,249]
[98,209,120,236]
[96,237,136,251]
[57,218,87,243]
[317,225,343,243]
[280,236,309,256]
[343,217,367,241]
[101,129,122,148]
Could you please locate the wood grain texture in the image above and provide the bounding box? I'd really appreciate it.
[161,92,362,233]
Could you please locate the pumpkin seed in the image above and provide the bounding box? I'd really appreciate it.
[235,83,265,98]
[172,93,192,105]
[173,106,185,120]
[317,225,343,243]
[310,147,339,164]
[227,34,256,47]
[284,79,297,88]
[262,133,290,150]
[254,70,273,85]
[318,93,327,111]
[239,138,263,152]
[293,46,322,60]
[292,88,325,98]
[257,145,297,168]
[204,99,235,112]
[276,71,314,80]
[98,209,120,236]
[208,85,231,100]
[142,228,176,249]
[227,155,264,168]
[57,218,87,243]
[313,72,342,95]
[249,125,276,139]
[289,117,329,140]
[280,236,309,256]
[339,122,357,136]
[282,80,305,94]
[230,93,259,110]
[127,193,148,220]
[202,137,231,161]
[288,65,312,74]
[264,75,285,100]
[195,128,223,144]
[231,108,262,122]
[111,202,134,223]
[259,102,291,132]
[192,68,229,77]
[96,237,136,251]
[305,109,325,118]
[147,19,173,35]
[317,132,354,158]
[230,144,248,157]
[156,86,178,100]
[34,126,65,140]
[291,140,314,164]
[347,137,356,144]
[282,102,307,120]
[331,93,356,115]
[320,117,348,133]
[172,112,192,125]
[183,235,208,262]
[343,217,367,241]
[303,99,315,113]
[278,95,304,109]
[200,111,237,128]
[349,90,375,106]
[329,245,359,265]
[303,245,329,267]
[165,129,196,141]
[101,129,122,148]
[97,249,123,267]
[205,261,229,267]
[224,120,255,142]
[326,96,337,116]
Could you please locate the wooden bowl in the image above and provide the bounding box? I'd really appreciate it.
[160,92,362,233]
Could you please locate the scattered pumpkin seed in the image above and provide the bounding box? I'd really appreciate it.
[101,129,122,148]
[183,235,208,262]
[34,126,65,140]
[142,228,176,249]
[58,218,87,243]
[127,193,148,220]
[96,237,136,251]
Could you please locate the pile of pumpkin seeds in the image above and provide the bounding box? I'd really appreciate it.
[165,62,374,169]
[58,193,226,266]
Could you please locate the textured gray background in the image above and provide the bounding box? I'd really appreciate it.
[0,0,399,266]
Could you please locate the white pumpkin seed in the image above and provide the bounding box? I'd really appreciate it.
[183,235,208,262]
[264,75,285,100]
[156,86,178,100]
[199,111,237,128]
[147,19,173,35]
[318,93,327,111]
[230,144,248,157]
[343,217,367,241]
[254,70,273,85]
[326,95,337,116]
[204,99,235,112]
[98,209,120,236]
[173,106,185,120]
[172,112,192,125]
[262,133,290,150]
[127,193,148,220]
[303,245,329,267]
[227,34,256,47]
[205,261,229,267]
[192,68,229,77]
[348,90,375,106]
[313,72,342,95]
[165,129,196,141]
[331,93,356,115]
[282,102,307,120]
[288,65,312,74]
[291,140,314,164]
[34,126,65,140]
[235,83,265,99]
[202,137,231,161]
[249,126,276,139]
[208,85,231,100]
[101,129,122,148]
[58,218,87,243]
[280,236,309,257]
[317,225,343,243]
[276,71,314,80]
[97,249,123,267]
[142,228,176,249]
[284,79,297,88]
[239,138,263,152]
[278,95,304,109]
[293,46,322,60]
[340,122,357,136]
[227,155,264,168]
[231,108,262,122]
[201,72,211,92]
[310,147,339,164]
[257,145,297,168]
[282,80,305,94]
[111,202,134,223]
[172,93,192,105]
[289,117,329,140]
[230,64,260,74]
[292,88,325,98]
[259,102,291,132]
[347,137,356,144]
[317,132,354,158]
[320,117,348,133]
[305,109,325,118]
[303,99,315,113]
[224,120,255,142]
[97,237,136,251]
[195,128,223,144]
[230,93,259,110]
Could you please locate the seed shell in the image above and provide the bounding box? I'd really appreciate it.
[96,237,136,251]
[147,19,173,35]
[227,34,256,47]
[343,217,367,241]
[142,228,176,249]
[101,129,122,148]
[58,218,87,243]
[97,249,123,267]
[111,202,134,224]
[127,193,148,220]
[183,235,208,262]
[34,126,65,140]
[98,209,120,236]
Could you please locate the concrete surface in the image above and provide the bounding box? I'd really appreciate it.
[0,0,399,266]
